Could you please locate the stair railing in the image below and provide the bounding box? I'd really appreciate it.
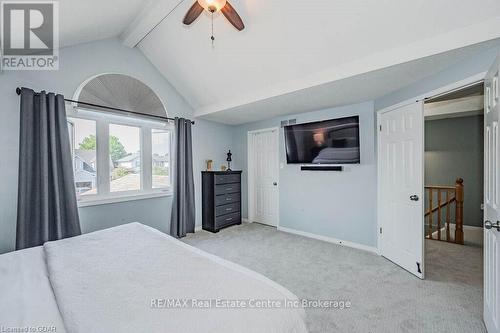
[424,178,464,245]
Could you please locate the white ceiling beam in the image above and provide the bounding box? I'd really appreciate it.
[120,0,182,48]
[425,95,484,120]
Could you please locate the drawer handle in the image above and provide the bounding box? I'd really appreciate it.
[226,217,233,221]
[226,197,232,201]
[226,208,233,211]
[226,187,233,191]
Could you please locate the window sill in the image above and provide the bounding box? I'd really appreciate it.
[77,191,172,208]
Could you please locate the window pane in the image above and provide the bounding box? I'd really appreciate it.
[109,124,141,192]
[152,129,171,189]
[67,118,97,197]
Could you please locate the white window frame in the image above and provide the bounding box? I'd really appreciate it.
[67,106,174,207]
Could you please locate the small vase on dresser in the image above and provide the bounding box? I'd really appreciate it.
[202,171,242,233]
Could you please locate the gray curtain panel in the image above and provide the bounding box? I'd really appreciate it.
[170,118,195,238]
[16,88,81,250]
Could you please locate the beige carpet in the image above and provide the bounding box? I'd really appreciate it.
[184,223,484,333]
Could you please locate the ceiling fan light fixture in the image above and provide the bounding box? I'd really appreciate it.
[197,0,227,12]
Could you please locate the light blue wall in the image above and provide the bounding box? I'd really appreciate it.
[0,38,233,254]
[231,102,377,248]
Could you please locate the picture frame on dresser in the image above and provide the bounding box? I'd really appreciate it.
[202,171,242,233]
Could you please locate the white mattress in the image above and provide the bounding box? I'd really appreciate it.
[0,223,308,333]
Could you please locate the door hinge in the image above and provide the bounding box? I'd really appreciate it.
[379,227,383,234]
[379,125,382,132]
[416,262,422,274]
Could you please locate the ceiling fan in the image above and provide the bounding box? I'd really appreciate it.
[183,0,245,34]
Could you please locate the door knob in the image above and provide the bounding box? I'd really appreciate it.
[410,195,419,201]
[273,182,278,186]
[485,220,500,231]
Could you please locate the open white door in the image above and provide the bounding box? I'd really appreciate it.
[248,128,279,227]
[484,54,500,333]
[378,101,424,279]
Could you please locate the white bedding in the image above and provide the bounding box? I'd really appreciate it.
[1,223,307,333]
[0,247,67,333]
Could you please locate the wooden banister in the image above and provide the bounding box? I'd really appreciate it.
[425,185,456,190]
[424,196,456,216]
[424,178,464,245]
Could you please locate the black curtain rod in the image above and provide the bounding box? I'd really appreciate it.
[15,87,195,125]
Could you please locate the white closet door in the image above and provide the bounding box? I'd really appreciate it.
[250,129,279,227]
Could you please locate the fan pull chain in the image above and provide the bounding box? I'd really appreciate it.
[211,11,215,46]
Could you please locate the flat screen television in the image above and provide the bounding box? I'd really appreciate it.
[284,116,360,164]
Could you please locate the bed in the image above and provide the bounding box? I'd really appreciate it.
[0,223,308,333]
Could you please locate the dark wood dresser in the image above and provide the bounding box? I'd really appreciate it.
[202,171,242,233]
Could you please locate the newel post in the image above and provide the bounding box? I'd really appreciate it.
[454,178,464,245]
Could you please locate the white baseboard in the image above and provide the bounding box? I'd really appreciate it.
[242,218,251,223]
[459,224,483,246]
[277,226,378,254]
[426,223,483,246]
[463,224,483,231]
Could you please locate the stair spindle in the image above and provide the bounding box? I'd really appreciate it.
[428,190,433,239]
[446,190,451,242]
[437,189,442,240]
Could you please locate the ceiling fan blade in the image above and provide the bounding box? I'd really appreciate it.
[221,1,245,31]
[183,2,204,25]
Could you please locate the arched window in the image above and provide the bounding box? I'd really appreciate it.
[74,73,167,118]
[67,74,172,206]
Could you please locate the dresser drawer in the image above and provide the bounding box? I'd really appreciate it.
[215,202,240,217]
[215,193,240,206]
[215,183,240,195]
[215,174,240,185]
[216,212,241,228]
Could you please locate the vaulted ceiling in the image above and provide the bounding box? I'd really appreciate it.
[58,0,155,47]
[54,1,500,124]
[134,0,500,124]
